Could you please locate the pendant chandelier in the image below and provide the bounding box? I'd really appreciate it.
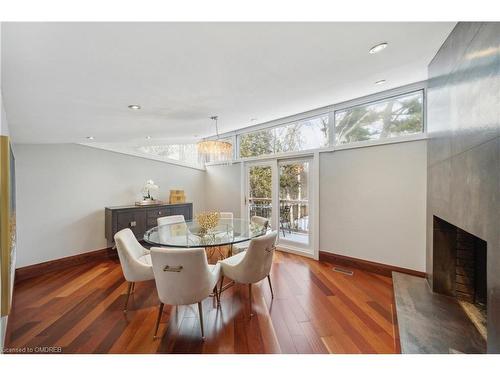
[197,116,233,164]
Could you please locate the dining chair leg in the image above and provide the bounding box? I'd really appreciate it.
[131,282,135,293]
[213,285,221,307]
[218,275,224,301]
[267,274,274,299]
[198,301,205,340]
[153,303,164,339]
[123,282,133,312]
[248,283,254,317]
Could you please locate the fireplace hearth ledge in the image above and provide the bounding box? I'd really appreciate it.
[392,271,486,354]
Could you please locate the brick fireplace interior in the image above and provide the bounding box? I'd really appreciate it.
[433,216,487,339]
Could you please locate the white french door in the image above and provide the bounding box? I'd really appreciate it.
[277,157,314,254]
[243,160,278,230]
[242,155,317,259]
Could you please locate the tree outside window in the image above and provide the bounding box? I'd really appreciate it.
[334,90,423,144]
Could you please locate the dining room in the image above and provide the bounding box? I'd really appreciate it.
[0,7,499,374]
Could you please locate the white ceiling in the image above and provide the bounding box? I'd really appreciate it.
[2,22,455,144]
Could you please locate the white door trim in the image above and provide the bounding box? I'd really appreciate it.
[312,151,320,260]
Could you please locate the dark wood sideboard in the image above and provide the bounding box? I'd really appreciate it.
[105,202,193,246]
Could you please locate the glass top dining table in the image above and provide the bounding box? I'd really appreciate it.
[143,218,267,248]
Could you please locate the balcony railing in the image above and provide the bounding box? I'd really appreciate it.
[248,197,309,233]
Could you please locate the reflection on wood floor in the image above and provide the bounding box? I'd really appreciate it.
[5,251,400,354]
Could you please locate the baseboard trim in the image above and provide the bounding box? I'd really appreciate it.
[319,251,426,278]
[276,244,317,260]
[15,247,117,283]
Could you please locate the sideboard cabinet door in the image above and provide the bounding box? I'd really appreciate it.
[116,210,147,238]
[105,203,193,246]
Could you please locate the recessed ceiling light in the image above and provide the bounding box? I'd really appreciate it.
[369,42,388,54]
[250,118,258,122]
[375,79,386,85]
[86,136,94,140]
[146,136,151,140]
[128,104,141,110]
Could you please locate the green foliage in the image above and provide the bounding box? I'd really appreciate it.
[239,129,274,158]
[279,164,305,200]
[239,124,305,158]
[385,97,423,135]
[243,124,310,201]
[249,166,272,199]
[274,124,303,153]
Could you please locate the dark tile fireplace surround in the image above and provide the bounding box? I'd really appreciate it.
[393,22,499,354]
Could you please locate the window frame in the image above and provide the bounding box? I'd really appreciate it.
[206,80,427,166]
[332,88,425,146]
[137,142,201,166]
[237,112,331,159]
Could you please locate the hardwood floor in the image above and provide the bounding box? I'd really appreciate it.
[5,251,401,354]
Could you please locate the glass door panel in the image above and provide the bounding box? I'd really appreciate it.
[247,164,273,224]
[279,159,311,249]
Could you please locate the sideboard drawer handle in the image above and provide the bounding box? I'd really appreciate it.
[130,221,137,227]
[158,211,162,215]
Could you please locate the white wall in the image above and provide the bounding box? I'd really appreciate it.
[0,114,5,352]
[319,140,427,271]
[0,100,7,352]
[14,144,206,267]
[205,163,242,217]
[13,140,428,271]
[0,22,10,352]
[0,99,8,137]
[204,140,427,272]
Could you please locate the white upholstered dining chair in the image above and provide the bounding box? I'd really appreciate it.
[219,211,234,220]
[157,214,189,244]
[114,228,154,312]
[157,214,186,227]
[232,215,270,255]
[219,231,277,316]
[219,212,234,232]
[150,247,221,339]
[210,211,234,260]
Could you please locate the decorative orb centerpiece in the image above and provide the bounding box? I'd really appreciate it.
[195,211,220,236]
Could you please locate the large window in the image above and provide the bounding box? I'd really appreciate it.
[334,90,424,145]
[231,87,425,161]
[239,115,329,158]
[137,143,199,166]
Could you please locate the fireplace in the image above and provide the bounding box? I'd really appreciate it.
[433,216,487,339]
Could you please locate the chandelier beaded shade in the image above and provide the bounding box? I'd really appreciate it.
[197,116,233,164]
